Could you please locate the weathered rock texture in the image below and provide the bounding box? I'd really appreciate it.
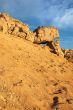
[0,12,35,42]
[34,26,59,43]
[64,50,73,63]
[0,12,64,56]
[33,26,64,56]
[0,12,73,110]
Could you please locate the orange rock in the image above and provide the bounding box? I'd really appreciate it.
[33,26,59,43]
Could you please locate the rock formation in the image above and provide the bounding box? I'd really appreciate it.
[34,26,64,56]
[0,12,64,56]
[33,26,59,43]
[63,49,73,63]
[0,12,35,42]
[0,12,73,110]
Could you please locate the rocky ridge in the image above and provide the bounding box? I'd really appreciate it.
[0,12,64,56]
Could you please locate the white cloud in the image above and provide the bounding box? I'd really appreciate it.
[53,8,73,28]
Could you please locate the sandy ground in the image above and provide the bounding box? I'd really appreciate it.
[0,32,73,110]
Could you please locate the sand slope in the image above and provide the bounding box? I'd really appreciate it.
[0,32,73,110]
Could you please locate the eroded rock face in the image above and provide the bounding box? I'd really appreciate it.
[47,41,64,56]
[34,26,64,56]
[33,26,59,43]
[52,41,64,56]
[0,12,64,56]
[0,12,35,42]
[64,50,73,62]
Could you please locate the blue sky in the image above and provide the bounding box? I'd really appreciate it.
[0,0,73,49]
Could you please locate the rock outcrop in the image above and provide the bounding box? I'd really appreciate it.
[0,12,64,56]
[34,26,64,56]
[0,12,35,42]
[64,49,73,63]
[33,26,59,43]
[52,40,64,56]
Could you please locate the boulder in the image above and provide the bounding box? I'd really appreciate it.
[33,26,59,43]
[34,26,64,56]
